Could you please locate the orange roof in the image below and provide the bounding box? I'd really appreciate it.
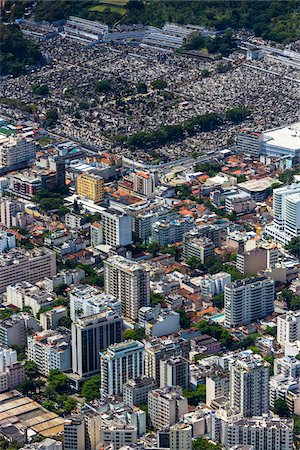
[195,306,217,316]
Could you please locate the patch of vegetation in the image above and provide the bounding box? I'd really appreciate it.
[183,29,236,56]
[123,327,145,341]
[32,84,49,96]
[0,24,42,76]
[183,384,206,406]
[286,236,300,258]
[82,374,101,401]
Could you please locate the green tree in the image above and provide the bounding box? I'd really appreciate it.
[54,283,69,296]
[151,293,166,305]
[183,384,206,406]
[225,106,250,123]
[33,84,49,95]
[273,398,290,417]
[45,109,58,128]
[82,375,101,401]
[151,78,167,90]
[136,82,148,94]
[0,24,42,76]
[47,369,68,394]
[185,256,204,270]
[58,316,72,329]
[25,360,39,379]
[178,309,191,329]
[123,328,146,341]
[213,293,224,309]
[18,378,35,395]
[95,80,111,93]
[64,397,77,414]
[192,437,222,450]
[286,236,300,258]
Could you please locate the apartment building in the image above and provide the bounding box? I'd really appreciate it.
[77,172,104,203]
[237,129,263,157]
[229,353,270,417]
[100,424,137,449]
[224,276,274,328]
[0,248,56,294]
[206,372,230,407]
[27,328,71,376]
[183,236,215,263]
[70,284,121,322]
[144,336,190,384]
[160,356,190,388]
[148,386,188,429]
[133,170,156,198]
[64,417,85,450]
[100,209,132,247]
[104,256,150,321]
[0,232,16,253]
[277,310,300,347]
[0,348,25,393]
[0,198,24,228]
[123,377,156,407]
[0,136,36,169]
[100,340,144,396]
[152,215,194,246]
[211,411,293,450]
[90,222,103,247]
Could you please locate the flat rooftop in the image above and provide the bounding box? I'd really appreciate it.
[238,177,276,192]
[263,122,300,150]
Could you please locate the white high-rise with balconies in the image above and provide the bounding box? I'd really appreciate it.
[277,310,300,347]
[266,183,300,244]
[224,276,274,328]
[100,340,144,396]
[229,353,270,417]
[104,256,150,321]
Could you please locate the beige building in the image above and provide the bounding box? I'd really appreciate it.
[277,310,300,347]
[104,256,150,321]
[148,386,188,429]
[133,170,155,198]
[0,198,24,228]
[0,248,56,294]
[206,372,230,407]
[169,423,192,450]
[77,173,104,203]
[236,245,278,275]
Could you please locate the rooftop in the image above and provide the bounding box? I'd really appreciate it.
[263,122,300,150]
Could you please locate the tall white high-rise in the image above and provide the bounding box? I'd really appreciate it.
[104,256,150,321]
[224,276,274,328]
[100,209,132,247]
[100,340,144,396]
[277,310,300,347]
[266,183,300,243]
[229,353,270,417]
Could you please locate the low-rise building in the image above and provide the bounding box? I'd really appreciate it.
[183,235,215,263]
[152,215,194,246]
[138,305,180,338]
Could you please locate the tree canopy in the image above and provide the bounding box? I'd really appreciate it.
[0,24,42,76]
[82,374,101,401]
[286,236,300,258]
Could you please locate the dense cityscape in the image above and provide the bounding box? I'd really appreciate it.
[0,1,299,450]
